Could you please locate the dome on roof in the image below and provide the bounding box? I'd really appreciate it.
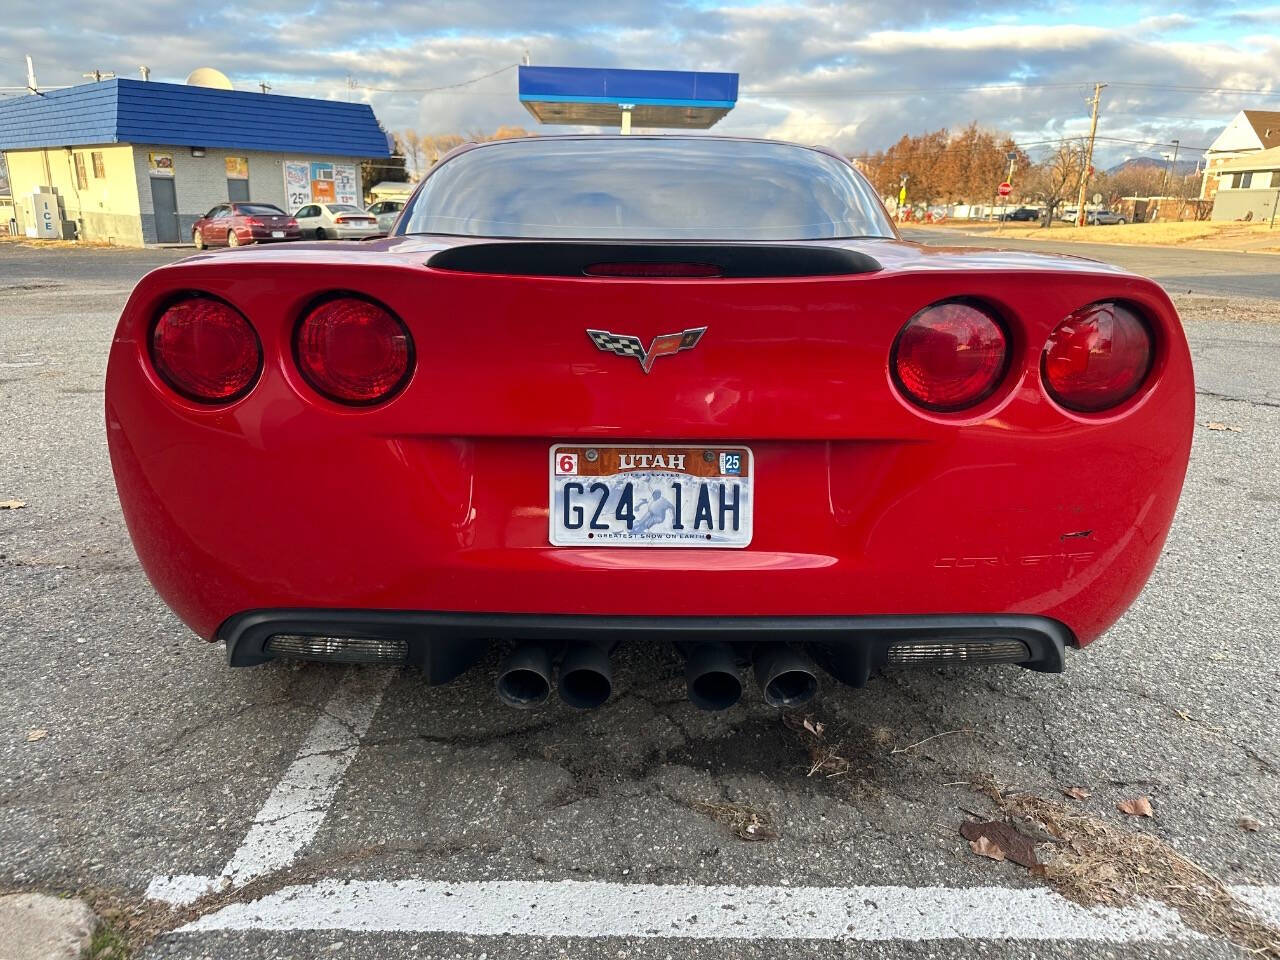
[185,67,233,90]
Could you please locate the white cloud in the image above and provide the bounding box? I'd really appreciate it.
[1,0,1275,167]
[1135,13,1196,31]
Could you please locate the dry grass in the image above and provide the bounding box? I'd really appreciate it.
[691,799,779,841]
[976,777,1280,957]
[916,219,1280,252]
[782,711,897,779]
[0,235,131,250]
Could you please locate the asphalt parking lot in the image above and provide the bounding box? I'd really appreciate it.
[1,239,1278,959]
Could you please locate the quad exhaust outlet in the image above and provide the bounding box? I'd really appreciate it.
[495,642,554,709]
[753,643,819,708]
[496,641,820,710]
[557,642,614,709]
[683,643,744,711]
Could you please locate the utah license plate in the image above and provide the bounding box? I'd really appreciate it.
[550,444,752,548]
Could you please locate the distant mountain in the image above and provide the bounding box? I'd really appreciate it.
[1106,156,1198,176]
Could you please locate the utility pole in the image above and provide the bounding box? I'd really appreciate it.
[345,74,355,101]
[1159,139,1181,198]
[1075,82,1106,227]
[259,81,272,94]
[82,68,116,83]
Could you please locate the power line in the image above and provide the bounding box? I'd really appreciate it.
[349,74,1277,100]
[1108,80,1280,96]
[356,63,518,94]
[741,79,1278,99]
[744,80,1089,98]
[842,134,1208,164]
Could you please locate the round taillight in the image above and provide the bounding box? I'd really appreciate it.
[892,301,1008,411]
[150,296,261,403]
[295,296,412,404]
[1042,302,1153,412]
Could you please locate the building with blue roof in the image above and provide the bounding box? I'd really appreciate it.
[0,76,390,246]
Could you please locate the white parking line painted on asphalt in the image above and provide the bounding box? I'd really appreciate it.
[147,668,393,906]
[174,879,1277,942]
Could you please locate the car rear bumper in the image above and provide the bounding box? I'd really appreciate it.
[332,226,380,239]
[105,252,1195,651]
[220,608,1071,684]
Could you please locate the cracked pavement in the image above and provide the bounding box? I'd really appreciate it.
[1,241,1278,959]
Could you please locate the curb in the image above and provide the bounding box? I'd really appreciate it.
[0,893,97,960]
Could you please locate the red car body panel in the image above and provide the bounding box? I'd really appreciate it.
[105,236,1194,648]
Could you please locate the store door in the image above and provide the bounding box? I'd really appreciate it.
[150,177,180,243]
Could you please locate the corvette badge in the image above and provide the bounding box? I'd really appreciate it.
[586,327,707,374]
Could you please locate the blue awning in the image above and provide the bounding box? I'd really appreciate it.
[518,66,738,129]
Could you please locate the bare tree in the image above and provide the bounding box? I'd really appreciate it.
[858,126,1028,209]
[1026,143,1085,227]
[421,134,465,167]
[399,127,533,178]
[399,129,425,181]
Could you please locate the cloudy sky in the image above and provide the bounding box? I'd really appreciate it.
[3,0,1277,166]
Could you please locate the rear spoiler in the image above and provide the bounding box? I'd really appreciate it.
[426,242,881,278]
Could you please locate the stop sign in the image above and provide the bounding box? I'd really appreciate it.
[998,181,1012,197]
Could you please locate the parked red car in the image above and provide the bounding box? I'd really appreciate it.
[106,137,1193,712]
[192,202,301,249]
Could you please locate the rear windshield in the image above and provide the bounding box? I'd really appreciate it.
[328,204,363,213]
[235,203,285,216]
[399,137,894,241]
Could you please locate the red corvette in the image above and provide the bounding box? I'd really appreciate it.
[106,136,1194,711]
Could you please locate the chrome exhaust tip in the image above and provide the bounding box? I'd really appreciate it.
[753,643,819,708]
[683,643,744,711]
[496,642,553,708]
[558,642,613,709]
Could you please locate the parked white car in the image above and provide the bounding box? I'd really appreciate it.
[366,200,405,233]
[292,203,380,240]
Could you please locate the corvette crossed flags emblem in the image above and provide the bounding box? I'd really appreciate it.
[586,327,707,374]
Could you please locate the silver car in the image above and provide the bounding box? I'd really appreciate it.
[366,200,405,234]
[1088,209,1128,225]
[292,203,380,240]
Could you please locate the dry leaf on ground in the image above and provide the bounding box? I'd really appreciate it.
[1063,786,1092,800]
[959,820,1040,868]
[976,778,1280,958]
[1118,796,1155,817]
[1240,818,1263,833]
[739,821,780,842]
[1205,422,1242,432]
[25,729,47,742]
[969,835,1006,861]
[782,713,826,739]
[0,499,26,510]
